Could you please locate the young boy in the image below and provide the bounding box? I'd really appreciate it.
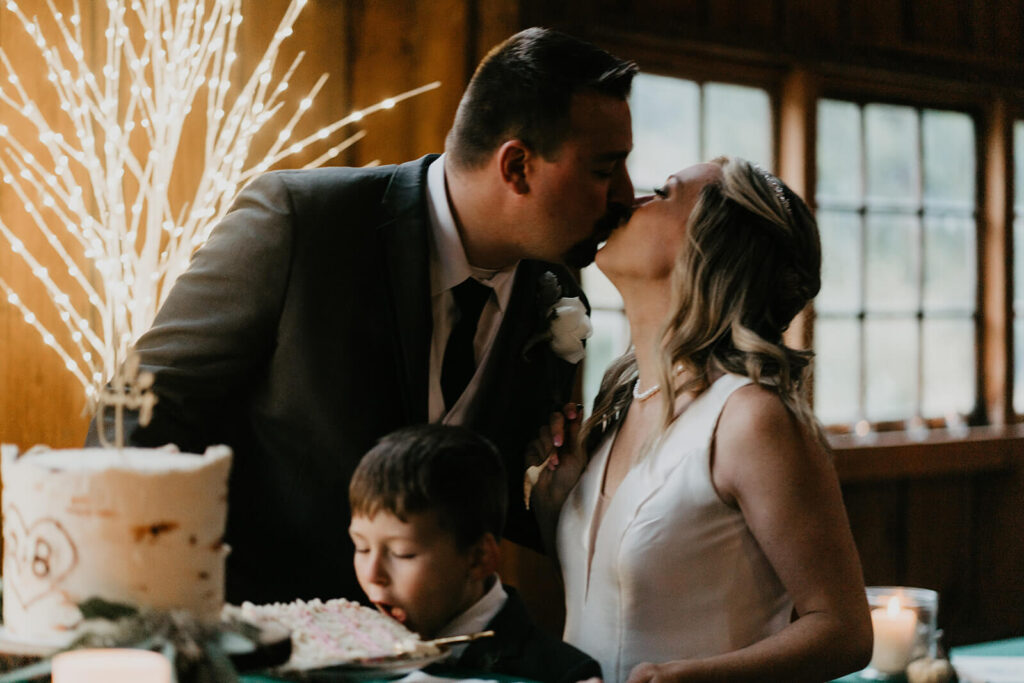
[349,424,600,683]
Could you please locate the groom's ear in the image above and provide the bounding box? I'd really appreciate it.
[497,140,531,195]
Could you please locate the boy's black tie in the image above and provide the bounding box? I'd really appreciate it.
[441,278,491,409]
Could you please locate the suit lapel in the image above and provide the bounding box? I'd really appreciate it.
[379,155,438,423]
[458,586,530,667]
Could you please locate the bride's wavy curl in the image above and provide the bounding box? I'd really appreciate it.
[581,156,824,455]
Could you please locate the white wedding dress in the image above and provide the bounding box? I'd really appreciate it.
[557,373,793,683]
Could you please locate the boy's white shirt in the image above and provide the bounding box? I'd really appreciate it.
[434,574,507,658]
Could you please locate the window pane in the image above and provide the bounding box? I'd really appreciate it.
[813,318,860,424]
[817,99,862,204]
[922,318,974,417]
[1016,318,1024,411]
[1015,120,1024,209]
[703,83,772,168]
[1015,121,1024,312]
[923,214,975,311]
[1015,121,1024,414]
[1017,215,1024,313]
[922,110,975,207]
[865,104,919,206]
[628,73,700,192]
[583,309,631,412]
[865,213,919,312]
[865,318,918,421]
[817,210,861,314]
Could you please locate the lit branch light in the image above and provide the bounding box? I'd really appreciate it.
[0,0,440,405]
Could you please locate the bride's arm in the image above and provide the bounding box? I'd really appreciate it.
[629,384,872,683]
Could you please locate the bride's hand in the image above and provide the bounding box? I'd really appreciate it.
[524,403,585,519]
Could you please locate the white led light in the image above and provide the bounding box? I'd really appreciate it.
[1,0,440,400]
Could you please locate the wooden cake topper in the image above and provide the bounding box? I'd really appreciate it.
[94,351,158,450]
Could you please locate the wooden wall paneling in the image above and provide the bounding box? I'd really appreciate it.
[973,454,1024,641]
[407,1,471,160]
[782,0,843,57]
[905,0,973,52]
[706,0,779,43]
[902,477,977,644]
[346,0,462,167]
[989,0,1024,63]
[0,0,97,449]
[841,481,907,586]
[473,0,523,64]
[849,0,906,49]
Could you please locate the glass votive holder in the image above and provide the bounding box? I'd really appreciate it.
[51,648,173,683]
[863,586,939,680]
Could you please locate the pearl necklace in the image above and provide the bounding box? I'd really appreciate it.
[632,379,661,402]
[633,364,687,402]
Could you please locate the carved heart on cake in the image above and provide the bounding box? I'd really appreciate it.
[2,505,79,608]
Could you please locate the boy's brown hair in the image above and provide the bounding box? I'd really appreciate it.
[349,424,507,548]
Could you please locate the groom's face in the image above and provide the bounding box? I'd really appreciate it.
[526,91,634,268]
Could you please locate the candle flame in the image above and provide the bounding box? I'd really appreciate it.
[886,596,903,615]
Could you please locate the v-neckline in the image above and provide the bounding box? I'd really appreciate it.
[584,429,618,599]
[580,378,718,598]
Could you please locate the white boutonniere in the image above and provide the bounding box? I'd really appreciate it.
[547,296,591,364]
[524,271,592,364]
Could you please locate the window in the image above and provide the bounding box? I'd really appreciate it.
[581,72,773,409]
[1015,120,1024,414]
[814,100,977,429]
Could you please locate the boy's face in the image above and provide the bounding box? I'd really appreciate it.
[349,510,486,639]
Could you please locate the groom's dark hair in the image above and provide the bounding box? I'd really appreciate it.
[445,27,637,169]
[349,424,507,548]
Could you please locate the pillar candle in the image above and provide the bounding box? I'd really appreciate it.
[869,596,918,674]
[52,648,172,683]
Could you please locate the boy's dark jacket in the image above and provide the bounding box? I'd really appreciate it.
[429,585,601,683]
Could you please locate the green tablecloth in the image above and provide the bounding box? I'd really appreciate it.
[241,672,529,683]
[240,639,1024,683]
[832,636,1024,682]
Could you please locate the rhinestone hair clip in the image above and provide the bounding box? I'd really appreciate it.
[752,163,792,218]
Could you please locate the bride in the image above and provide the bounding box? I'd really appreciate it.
[529,157,872,682]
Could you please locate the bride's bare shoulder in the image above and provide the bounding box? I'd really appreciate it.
[711,381,824,499]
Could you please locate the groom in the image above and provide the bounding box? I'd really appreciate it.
[94,27,637,605]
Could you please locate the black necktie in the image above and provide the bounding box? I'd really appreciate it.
[441,278,491,409]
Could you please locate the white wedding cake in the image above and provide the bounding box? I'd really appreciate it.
[0,444,232,644]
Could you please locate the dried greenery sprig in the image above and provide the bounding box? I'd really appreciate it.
[0,597,284,683]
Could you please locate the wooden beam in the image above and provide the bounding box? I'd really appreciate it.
[981,96,1014,425]
[778,68,819,353]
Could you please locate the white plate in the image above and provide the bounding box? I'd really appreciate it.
[278,648,450,680]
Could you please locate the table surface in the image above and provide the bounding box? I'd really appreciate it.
[832,636,1024,682]
[240,638,1024,683]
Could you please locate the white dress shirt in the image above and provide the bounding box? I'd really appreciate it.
[435,574,508,659]
[425,155,518,423]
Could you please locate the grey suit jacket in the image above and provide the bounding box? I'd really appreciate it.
[102,155,583,604]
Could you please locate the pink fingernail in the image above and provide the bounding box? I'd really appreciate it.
[554,434,563,447]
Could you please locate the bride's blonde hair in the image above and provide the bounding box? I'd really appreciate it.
[580,156,823,454]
